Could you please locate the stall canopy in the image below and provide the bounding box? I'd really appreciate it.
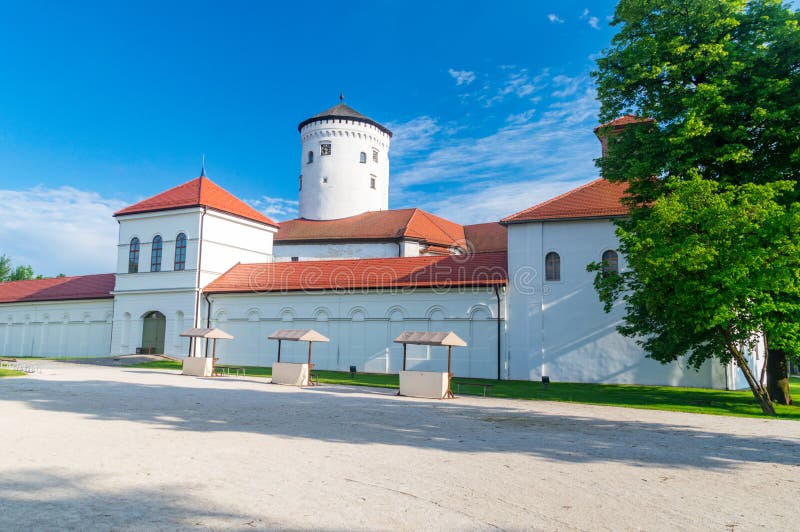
[180,328,234,365]
[394,331,467,399]
[393,331,467,347]
[268,329,330,368]
[268,329,330,343]
[181,328,235,340]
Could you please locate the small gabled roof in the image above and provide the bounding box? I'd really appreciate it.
[114,176,278,228]
[394,331,467,347]
[180,328,234,340]
[268,329,330,343]
[593,114,653,134]
[501,178,630,224]
[275,208,466,251]
[0,274,115,304]
[297,102,393,136]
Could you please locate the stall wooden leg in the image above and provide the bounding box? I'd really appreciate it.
[444,345,455,399]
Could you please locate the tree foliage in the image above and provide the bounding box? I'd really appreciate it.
[0,254,42,282]
[591,0,800,413]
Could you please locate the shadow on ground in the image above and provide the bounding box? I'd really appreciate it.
[3,372,799,472]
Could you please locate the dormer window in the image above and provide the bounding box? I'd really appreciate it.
[307,151,314,164]
[321,143,332,156]
[372,149,379,162]
[359,152,367,163]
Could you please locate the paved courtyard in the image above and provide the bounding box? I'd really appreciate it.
[0,362,798,531]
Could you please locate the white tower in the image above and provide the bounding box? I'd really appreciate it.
[298,100,392,220]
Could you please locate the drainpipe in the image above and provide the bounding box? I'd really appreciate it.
[191,207,208,356]
[204,293,212,357]
[494,284,502,381]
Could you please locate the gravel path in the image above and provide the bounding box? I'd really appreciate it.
[0,361,798,531]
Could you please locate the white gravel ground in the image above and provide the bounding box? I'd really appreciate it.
[0,361,798,531]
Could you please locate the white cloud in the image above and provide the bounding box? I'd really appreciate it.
[448,69,476,86]
[391,77,602,224]
[580,8,601,29]
[247,195,299,221]
[548,13,564,23]
[0,186,126,276]
[386,116,442,159]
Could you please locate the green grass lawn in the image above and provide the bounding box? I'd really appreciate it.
[132,360,800,420]
[0,368,26,377]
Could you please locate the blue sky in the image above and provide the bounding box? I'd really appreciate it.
[0,0,620,275]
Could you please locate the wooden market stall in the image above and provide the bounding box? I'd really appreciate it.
[179,327,234,377]
[268,329,330,386]
[394,331,467,399]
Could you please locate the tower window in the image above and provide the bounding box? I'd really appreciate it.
[128,238,140,273]
[370,176,376,189]
[602,250,619,274]
[359,152,367,163]
[299,175,303,191]
[372,149,379,162]
[150,235,163,272]
[322,176,328,184]
[307,151,313,164]
[545,252,560,281]
[321,143,332,156]
[174,233,187,271]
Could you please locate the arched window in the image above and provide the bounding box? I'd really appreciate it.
[174,233,187,271]
[128,238,140,273]
[602,250,619,274]
[307,151,314,163]
[359,152,367,163]
[150,235,163,272]
[545,252,560,281]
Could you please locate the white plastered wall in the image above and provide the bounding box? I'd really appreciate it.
[0,299,113,357]
[204,288,505,379]
[506,218,744,389]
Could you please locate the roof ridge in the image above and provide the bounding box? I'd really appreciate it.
[417,209,465,243]
[502,178,605,222]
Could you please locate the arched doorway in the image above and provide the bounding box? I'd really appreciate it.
[141,311,166,354]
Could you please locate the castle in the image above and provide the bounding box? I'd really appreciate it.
[0,102,761,389]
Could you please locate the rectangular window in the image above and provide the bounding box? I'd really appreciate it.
[372,149,379,162]
[299,175,302,191]
[291,256,299,262]
[370,176,376,189]
[321,143,332,156]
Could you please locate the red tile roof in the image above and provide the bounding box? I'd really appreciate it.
[0,274,115,304]
[463,222,507,253]
[275,208,466,250]
[204,252,507,294]
[114,176,278,227]
[502,178,630,223]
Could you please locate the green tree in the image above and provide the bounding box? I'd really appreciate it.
[592,0,800,411]
[590,180,800,415]
[0,254,10,281]
[7,265,36,281]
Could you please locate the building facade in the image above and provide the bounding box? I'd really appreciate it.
[0,103,762,389]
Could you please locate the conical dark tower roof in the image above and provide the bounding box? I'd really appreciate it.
[297,102,392,137]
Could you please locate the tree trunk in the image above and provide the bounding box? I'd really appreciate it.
[766,349,793,406]
[726,340,776,416]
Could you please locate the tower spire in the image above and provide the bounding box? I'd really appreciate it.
[339,92,344,103]
[200,154,206,177]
